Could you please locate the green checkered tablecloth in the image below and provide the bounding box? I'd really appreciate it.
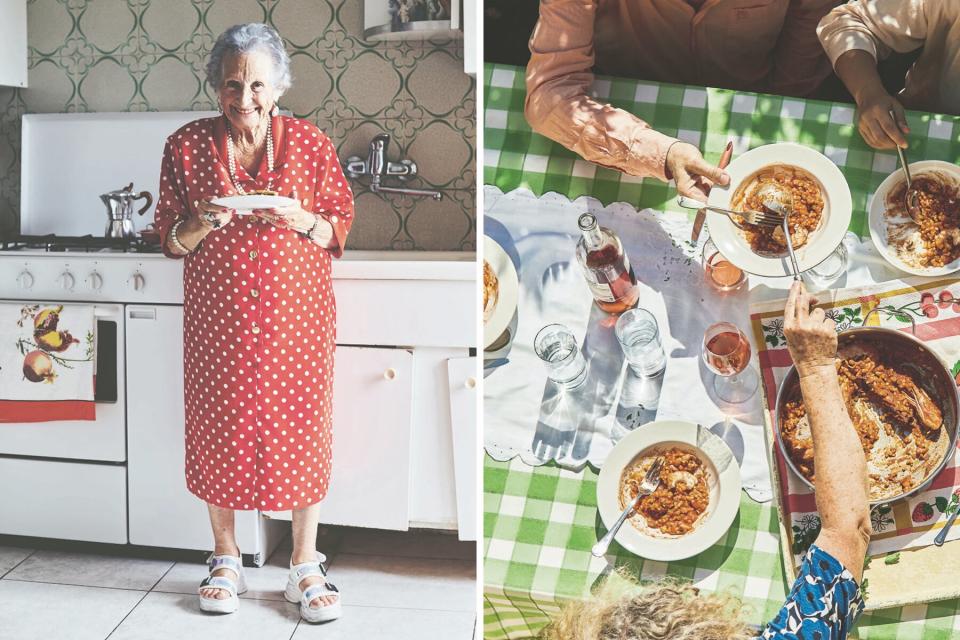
[482,63,960,639]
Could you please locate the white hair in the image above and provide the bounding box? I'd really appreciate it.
[206,23,292,95]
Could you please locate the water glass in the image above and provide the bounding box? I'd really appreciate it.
[534,324,588,388]
[807,239,849,285]
[615,308,667,376]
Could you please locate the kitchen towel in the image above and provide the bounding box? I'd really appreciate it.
[0,303,96,422]
[750,277,960,562]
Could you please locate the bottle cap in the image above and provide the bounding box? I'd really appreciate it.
[577,213,597,231]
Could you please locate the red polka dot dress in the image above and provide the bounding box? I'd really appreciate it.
[154,115,354,511]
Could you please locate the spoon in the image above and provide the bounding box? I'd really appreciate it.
[889,108,921,221]
[760,192,802,281]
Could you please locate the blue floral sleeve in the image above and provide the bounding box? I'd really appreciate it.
[760,544,865,640]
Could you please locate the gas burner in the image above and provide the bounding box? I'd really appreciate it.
[0,234,162,254]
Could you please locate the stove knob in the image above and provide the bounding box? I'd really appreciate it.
[57,271,75,291]
[130,271,146,292]
[17,270,34,290]
[86,271,103,292]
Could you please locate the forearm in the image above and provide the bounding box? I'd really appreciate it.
[835,49,887,105]
[801,363,871,582]
[524,0,675,180]
[801,365,869,524]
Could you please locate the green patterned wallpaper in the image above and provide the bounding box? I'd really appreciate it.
[0,0,476,251]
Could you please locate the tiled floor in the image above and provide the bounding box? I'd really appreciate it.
[0,528,476,639]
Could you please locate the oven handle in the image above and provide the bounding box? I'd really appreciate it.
[128,307,156,320]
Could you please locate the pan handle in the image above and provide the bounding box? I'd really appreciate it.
[862,307,917,335]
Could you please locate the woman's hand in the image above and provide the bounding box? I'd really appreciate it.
[783,281,837,378]
[253,201,336,249]
[195,199,236,231]
[856,89,909,150]
[665,142,730,201]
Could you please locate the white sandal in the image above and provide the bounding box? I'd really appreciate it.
[284,552,342,623]
[198,553,248,614]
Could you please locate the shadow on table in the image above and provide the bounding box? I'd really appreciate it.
[611,367,663,441]
[531,304,624,467]
[590,510,741,585]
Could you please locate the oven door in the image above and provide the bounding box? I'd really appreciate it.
[0,302,126,462]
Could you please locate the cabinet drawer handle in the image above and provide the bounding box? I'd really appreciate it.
[465,377,477,389]
[383,368,397,381]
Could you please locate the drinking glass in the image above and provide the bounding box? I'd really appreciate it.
[807,238,850,285]
[534,324,588,388]
[702,238,746,292]
[615,308,667,376]
[702,322,758,404]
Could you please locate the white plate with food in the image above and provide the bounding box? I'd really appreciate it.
[596,420,741,561]
[868,160,960,276]
[483,235,519,349]
[210,193,296,213]
[706,143,852,277]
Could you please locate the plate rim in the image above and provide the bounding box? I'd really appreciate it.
[867,159,960,277]
[209,194,297,212]
[706,143,852,277]
[596,420,742,561]
[483,235,519,348]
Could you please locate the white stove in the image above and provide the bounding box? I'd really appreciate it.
[0,237,182,305]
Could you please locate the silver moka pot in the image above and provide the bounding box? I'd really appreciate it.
[101,182,153,239]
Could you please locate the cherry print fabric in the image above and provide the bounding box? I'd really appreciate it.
[154,115,354,511]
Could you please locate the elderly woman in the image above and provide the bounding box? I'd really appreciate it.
[541,282,870,640]
[154,23,352,623]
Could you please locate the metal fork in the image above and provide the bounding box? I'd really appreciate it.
[764,200,803,281]
[592,457,663,557]
[676,196,784,228]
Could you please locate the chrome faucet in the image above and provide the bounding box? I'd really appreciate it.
[342,133,443,200]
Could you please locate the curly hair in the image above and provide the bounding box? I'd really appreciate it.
[206,23,292,95]
[539,571,754,640]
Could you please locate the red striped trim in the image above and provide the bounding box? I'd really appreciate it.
[0,400,96,422]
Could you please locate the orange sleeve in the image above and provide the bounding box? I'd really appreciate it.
[524,0,677,181]
[154,137,191,260]
[313,135,354,258]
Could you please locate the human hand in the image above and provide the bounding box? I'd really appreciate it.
[783,281,837,378]
[195,199,235,231]
[856,89,909,150]
[252,191,312,232]
[665,142,731,201]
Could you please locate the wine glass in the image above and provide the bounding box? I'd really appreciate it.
[702,322,758,404]
[702,238,746,292]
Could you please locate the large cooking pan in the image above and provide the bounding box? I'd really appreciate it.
[774,318,960,506]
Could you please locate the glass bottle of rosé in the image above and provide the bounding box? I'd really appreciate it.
[575,213,639,314]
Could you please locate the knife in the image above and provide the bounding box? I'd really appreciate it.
[691,141,734,242]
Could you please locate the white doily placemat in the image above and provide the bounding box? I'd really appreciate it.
[482,185,903,503]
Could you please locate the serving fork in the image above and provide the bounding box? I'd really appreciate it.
[592,456,663,557]
[676,196,784,229]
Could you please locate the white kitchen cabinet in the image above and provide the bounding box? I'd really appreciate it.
[266,346,415,530]
[463,0,477,75]
[125,305,262,555]
[0,0,28,88]
[447,357,477,540]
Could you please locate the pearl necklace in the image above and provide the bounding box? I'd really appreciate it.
[225,117,274,195]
